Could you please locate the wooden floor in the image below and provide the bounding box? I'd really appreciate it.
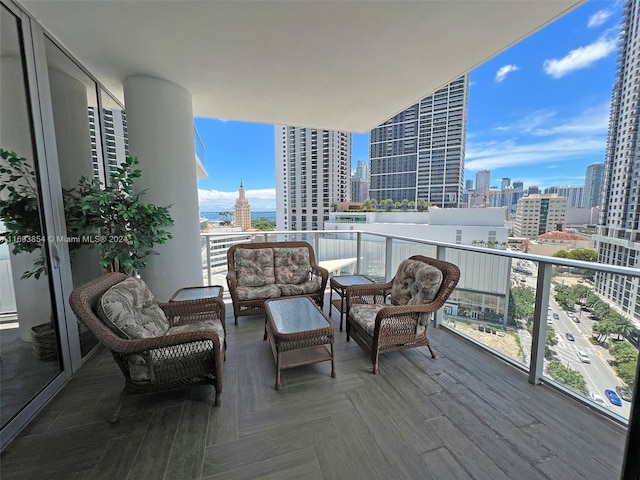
[1,299,628,480]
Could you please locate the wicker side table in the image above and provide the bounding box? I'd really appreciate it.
[264,296,335,390]
[169,285,223,302]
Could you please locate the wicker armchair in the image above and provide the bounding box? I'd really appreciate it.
[346,255,460,374]
[69,272,226,422]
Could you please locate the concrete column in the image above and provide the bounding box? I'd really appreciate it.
[123,75,201,301]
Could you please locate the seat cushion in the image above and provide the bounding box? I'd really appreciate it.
[235,247,275,287]
[273,247,311,284]
[350,304,425,336]
[127,319,225,383]
[98,276,169,339]
[236,283,281,301]
[390,259,443,306]
[277,277,322,296]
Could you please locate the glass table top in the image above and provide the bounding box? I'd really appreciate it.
[267,297,330,334]
[171,286,222,301]
[331,275,374,287]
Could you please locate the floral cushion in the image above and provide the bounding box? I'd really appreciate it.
[350,303,426,336]
[277,277,322,296]
[98,276,169,339]
[390,259,443,307]
[235,248,275,287]
[236,284,281,301]
[273,247,311,284]
[126,319,225,382]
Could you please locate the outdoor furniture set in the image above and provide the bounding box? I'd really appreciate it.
[69,241,459,420]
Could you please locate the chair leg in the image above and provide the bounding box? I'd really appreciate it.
[427,339,436,358]
[372,351,379,374]
[234,315,238,326]
[214,388,221,407]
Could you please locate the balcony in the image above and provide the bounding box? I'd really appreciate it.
[0,291,627,479]
[5,229,636,477]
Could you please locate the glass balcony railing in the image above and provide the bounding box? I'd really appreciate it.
[200,229,640,424]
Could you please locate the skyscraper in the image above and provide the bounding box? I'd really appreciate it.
[275,127,351,231]
[474,169,491,206]
[351,160,369,202]
[234,181,251,231]
[583,162,605,208]
[369,75,468,207]
[595,0,640,321]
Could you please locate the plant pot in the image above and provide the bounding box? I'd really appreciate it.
[30,323,58,361]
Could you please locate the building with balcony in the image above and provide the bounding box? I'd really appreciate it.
[594,0,640,322]
[514,194,568,239]
[369,76,468,208]
[351,160,369,202]
[544,185,584,208]
[275,127,351,231]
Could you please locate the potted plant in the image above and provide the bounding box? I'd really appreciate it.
[1,149,174,359]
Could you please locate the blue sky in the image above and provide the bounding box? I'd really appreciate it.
[196,1,622,212]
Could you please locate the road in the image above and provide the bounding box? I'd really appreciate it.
[512,260,631,418]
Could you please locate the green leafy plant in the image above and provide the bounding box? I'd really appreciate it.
[0,149,47,278]
[65,156,174,274]
[1,150,173,277]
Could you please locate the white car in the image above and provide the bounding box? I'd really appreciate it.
[591,392,607,408]
[577,351,590,364]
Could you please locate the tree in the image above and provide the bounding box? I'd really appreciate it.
[510,286,535,324]
[545,361,588,395]
[251,217,275,231]
[567,249,598,262]
[416,199,430,211]
[218,211,234,226]
[553,250,569,259]
[400,199,409,210]
[610,341,638,365]
[382,199,394,211]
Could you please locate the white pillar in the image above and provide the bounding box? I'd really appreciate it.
[123,76,201,301]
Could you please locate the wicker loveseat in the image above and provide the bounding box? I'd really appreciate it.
[346,255,460,373]
[226,241,329,325]
[69,272,226,422]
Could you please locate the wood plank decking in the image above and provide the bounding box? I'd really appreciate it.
[1,297,627,480]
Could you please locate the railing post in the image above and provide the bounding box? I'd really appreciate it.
[434,245,446,327]
[385,237,393,282]
[356,232,362,275]
[528,261,552,385]
[206,235,212,286]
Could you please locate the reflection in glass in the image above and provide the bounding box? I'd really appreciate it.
[45,37,104,356]
[0,5,61,428]
[99,89,128,180]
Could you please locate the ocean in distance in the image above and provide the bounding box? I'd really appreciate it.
[201,211,276,222]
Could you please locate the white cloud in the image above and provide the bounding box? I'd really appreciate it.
[495,64,519,83]
[465,136,605,172]
[494,110,557,133]
[588,9,612,28]
[198,188,276,212]
[543,35,617,78]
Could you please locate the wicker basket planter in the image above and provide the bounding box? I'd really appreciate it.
[30,323,58,361]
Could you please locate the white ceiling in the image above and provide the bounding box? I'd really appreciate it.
[19,0,583,133]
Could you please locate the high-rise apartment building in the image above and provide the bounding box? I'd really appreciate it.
[514,194,568,239]
[584,162,605,208]
[89,106,128,181]
[275,127,351,231]
[369,75,468,207]
[544,185,584,208]
[595,0,640,321]
[351,160,370,202]
[474,169,491,206]
[234,181,251,231]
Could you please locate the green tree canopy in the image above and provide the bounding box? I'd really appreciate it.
[546,361,588,395]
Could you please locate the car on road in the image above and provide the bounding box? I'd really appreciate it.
[577,350,590,363]
[591,392,607,408]
[568,313,580,323]
[604,389,622,406]
[514,266,533,275]
[565,332,575,341]
[553,313,559,320]
[615,385,633,402]
[546,317,553,326]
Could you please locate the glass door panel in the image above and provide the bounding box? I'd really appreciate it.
[44,37,104,357]
[0,4,62,428]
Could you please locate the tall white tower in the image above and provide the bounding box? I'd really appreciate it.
[275,127,351,231]
[595,0,640,321]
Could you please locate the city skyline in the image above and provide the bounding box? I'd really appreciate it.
[196,1,623,212]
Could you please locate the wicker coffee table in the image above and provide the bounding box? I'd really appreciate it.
[264,296,336,390]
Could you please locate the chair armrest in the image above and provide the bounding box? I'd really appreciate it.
[310,264,329,289]
[107,326,223,356]
[345,282,392,310]
[226,271,238,297]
